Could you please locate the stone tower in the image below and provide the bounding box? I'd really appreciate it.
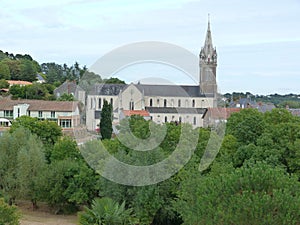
[199,16,217,97]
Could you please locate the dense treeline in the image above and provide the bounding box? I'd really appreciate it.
[224,92,300,108]
[2,109,300,224]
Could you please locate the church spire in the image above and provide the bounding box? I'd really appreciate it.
[199,14,217,98]
[201,14,215,63]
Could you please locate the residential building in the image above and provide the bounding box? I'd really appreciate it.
[0,99,81,135]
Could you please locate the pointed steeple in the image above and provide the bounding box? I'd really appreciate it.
[199,14,217,98]
[200,14,216,64]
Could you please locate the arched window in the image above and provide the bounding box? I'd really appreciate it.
[165,116,168,123]
[192,99,195,107]
[193,117,196,125]
[98,98,102,109]
[178,99,181,107]
[164,99,167,107]
[130,100,134,110]
[150,98,153,107]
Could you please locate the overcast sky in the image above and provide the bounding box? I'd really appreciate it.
[0,0,299,95]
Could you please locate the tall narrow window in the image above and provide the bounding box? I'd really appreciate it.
[17,108,20,118]
[179,116,182,123]
[157,99,160,107]
[98,98,102,109]
[51,111,55,118]
[165,116,168,123]
[150,98,153,107]
[192,99,195,107]
[130,100,134,110]
[38,111,43,118]
[178,99,181,107]
[164,99,167,107]
[193,117,196,125]
[110,98,113,106]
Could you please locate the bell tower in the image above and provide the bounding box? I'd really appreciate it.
[199,15,217,97]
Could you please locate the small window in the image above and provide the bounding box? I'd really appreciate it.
[164,99,167,107]
[110,98,113,106]
[28,111,31,117]
[51,111,55,118]
[38,111,43,118]
[157,99,160,106]
[150,99,153,107]
[193,117,196,125]
[179,116,182,123]
[178,99,181,107]
[165,116,168,123]
[192,99,195,107]
[17,108,20,118]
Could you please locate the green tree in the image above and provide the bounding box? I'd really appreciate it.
[40,159,99,213]
[19,59,37,82]
[0,127,32,204]
[0,198,20,225]
[103,77,126,84]
[0,62,10,79]
[0,79,9,89]
[79,197,135,225]
[226,108,265,144]
[175,162,300,225]
[100,99,112,139]
[58,93,75,101]
[16,132,47,209]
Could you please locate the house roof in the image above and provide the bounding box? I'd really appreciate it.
[0,99,78,112]
[146,107,207,114]
[54,80,84,95]
[289,109,300,116]
[205,108,241,119]
[122,110,150,117]
[7,80,32,86]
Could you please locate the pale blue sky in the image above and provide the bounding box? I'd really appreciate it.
[0,0,299,94]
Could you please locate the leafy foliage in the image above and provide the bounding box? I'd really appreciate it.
[0,198,20,225]
[100,99,113,139]
[79,197,135,225]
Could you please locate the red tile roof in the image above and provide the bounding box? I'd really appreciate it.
[123,110,150,117]
[207,108,241,120]
[7,80,32,86]
[0,99,78,112]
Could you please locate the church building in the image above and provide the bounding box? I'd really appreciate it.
[85,19,218,131]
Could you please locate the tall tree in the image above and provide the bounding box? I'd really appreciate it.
[100,99,113,139]
[0,62,10,79]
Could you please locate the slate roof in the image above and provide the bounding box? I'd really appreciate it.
[54,81,84,96]
[146,107,207,114]
[136,84,205,97]
[289,109,300,117]
[0,99,78,112]
[89,84,127,95]
[88,83,209,97]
